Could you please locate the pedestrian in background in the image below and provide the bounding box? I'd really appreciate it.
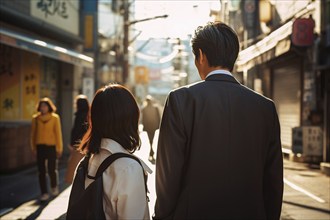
[141,95,161,164]
[78,84,152,219]
[154,22,283,220]
[65,94,89,184]
[31,97,63,202]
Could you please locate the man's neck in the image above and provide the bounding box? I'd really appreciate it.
[202,66,229,79]
[211,66,227,71]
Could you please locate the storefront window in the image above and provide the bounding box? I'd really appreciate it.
[40,58,59,106]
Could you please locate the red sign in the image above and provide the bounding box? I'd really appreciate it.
[292,18,315,47]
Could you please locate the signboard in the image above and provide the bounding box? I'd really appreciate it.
[82,0,98,51]
[31,0,79,35]
[292,18,315,47]
[21,51,40,120]
[135,66,149,84]
[0,46,20,120]
[84,15,94,49]
[243,0,257,29]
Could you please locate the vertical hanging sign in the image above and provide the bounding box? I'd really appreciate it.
[292,18,315,47]
[243,0,257,28]
[82,0,98,52]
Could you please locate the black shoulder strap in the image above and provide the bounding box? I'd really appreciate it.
[81,154,91,171]
[86,152,149,200]
[87,153,144,179]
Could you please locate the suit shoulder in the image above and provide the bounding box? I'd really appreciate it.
[170,80,204,94]
[241,84,274,104]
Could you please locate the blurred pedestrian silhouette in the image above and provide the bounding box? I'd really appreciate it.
[141,95,161,164]
[77,84,152,219]
[31,97,63,202]
[154,22,283,220]
[65,95,89,184]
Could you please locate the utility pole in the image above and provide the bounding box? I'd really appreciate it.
[122,0,167,84]
[123,0,129,84]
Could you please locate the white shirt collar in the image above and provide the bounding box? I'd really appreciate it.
[206,69,232,78]
[100,138,152,174]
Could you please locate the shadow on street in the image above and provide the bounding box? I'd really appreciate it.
[283,200,330,214]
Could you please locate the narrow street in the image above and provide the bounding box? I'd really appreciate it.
[281,159,330,220]
[1,130,329,220]
[0,131,157,220]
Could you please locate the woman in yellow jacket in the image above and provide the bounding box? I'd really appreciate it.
[31,97,63,202]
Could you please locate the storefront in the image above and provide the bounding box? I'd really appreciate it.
[0,29,93,172]
[0,28,93,120]
[272,57,302,150]
[236,11,325,161]
[0,0,94,172]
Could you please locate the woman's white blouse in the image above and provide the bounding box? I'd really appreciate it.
[85,138,152,220]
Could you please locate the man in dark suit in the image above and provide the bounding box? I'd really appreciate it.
[153,22,283,220]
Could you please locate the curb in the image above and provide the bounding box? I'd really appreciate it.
[320,162,330,176]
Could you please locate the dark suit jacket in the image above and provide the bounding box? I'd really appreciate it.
[154,74,283,220]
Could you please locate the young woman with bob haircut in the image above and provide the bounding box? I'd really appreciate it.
[78,84,152,219]
[31,97,63,202]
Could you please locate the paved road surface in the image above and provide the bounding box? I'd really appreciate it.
[1,130,329,220]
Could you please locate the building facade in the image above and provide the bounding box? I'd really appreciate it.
[223,0,329,163]
[0,0,95,172]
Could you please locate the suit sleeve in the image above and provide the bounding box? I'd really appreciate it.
[264,102,283,220]
[154,91,187,219]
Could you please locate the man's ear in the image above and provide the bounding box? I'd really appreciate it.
[198,49,206,64]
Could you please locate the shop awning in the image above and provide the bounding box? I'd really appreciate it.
[0,28,94,69]
[236,21,293,72]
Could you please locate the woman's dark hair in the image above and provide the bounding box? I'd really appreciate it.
[191,22,240,71]
[37,97,57,113]
[76,95,90,113]
[79,84,141,154]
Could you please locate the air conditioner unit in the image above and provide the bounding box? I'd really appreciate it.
[292,126,323,156]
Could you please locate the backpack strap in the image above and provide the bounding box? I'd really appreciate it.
[86,153,149,200]
[81,154,91,172]
[89,153,143,178]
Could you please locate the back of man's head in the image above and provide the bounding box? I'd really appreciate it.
[191,22,240,72]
